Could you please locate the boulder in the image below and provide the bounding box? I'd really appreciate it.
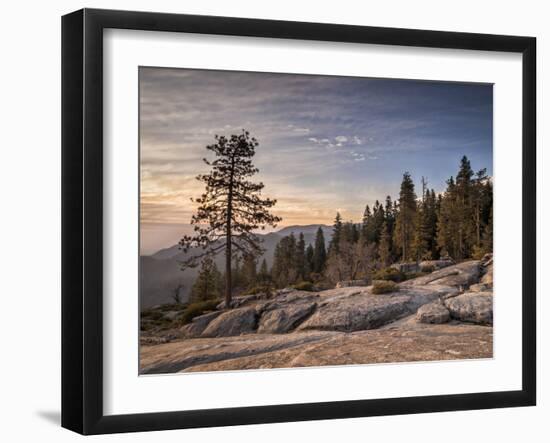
[406,260,481,288]
[444,291,493,325]
[419,259,454,272]
[215,293,270,310]
[416,302,450,324]
[141,323,493,374]
[258,302,317,334]
[298,285,458,332]
[181,311,223,338]
[391,262,420,273]
[336,280,369,288]
[258,292,319,311]
[469,283,490,292]
[163,311,181,321]
[481,253,493,267]
[201,307,258,337]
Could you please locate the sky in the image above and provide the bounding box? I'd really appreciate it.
[139,67,493,255]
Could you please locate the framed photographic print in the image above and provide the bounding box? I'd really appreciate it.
[61,8,536,435]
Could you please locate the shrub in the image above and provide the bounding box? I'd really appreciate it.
[372,267,406,283]
[245,284,273,296]
[140,311,175,332]
[157,303,186,312]
[471,245,487,260]
[309,272,323,283]
[140,310,165,321]
[420,264,435,273]
[371,280,399,294]
[291,281,315,291]
[179,299,220,325]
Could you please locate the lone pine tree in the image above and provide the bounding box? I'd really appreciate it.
[179,131,281,308]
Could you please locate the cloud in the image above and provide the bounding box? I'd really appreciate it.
[287,124,310,134]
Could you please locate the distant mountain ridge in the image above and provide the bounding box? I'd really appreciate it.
[149,224,332,260]
[275,224,332,238]
[140,224,332,309]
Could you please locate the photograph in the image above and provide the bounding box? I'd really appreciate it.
[138,67,494,374]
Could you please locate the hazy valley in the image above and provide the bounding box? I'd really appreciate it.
[140,224,333,309]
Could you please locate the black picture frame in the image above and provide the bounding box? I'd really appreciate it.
[62,8,536,435]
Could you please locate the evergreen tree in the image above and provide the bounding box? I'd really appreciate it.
[455,155,475,258]
[295,232,306,281]
[362,202,384,245]
[191,257,222,302]
[241,253,257,289]
[481,207,493,253]
[378,220,392,267]
[362,204,372,243]
[305,244,314,279]
[394,172,417,262]
[427,189,439,258]
[271,240,284,287]
[328,212,343,255]
[313,227,327,273]
[180,130,281,308]
[362,205,372,226]
[411,178,432,260]
[230,256,244,291]
[437,176,458,259]
[437,156,479,260]
[472,168,492,249]
[391,199,400,257]
[480,177,493,227]
[342,221,359,244]
[385,195,395,234]
[271,233,298,287]
[258,258,270,283]
[472,168,486,246]
[412,203,430,260]
[371,200,385,244]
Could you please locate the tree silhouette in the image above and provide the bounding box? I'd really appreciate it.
[179,131,281,308]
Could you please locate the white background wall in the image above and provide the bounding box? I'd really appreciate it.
[0,0,546,441]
